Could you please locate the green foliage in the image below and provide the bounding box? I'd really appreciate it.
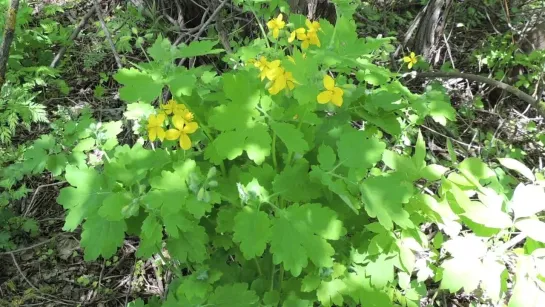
[4,2,545,306]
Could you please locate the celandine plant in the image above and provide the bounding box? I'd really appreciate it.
[54,8,545,307]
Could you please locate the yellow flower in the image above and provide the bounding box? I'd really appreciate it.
[147,113,166,141]
[268,68,296,95]
[254,56,269,71]
[161,99,177,115]
[306,19,320,33]
[317,75,344,107]
[261,60,282,81]
[288,28,306,43]
[161,99,188,116]
[403,52,418,69]
[300,31,320,49]
[165,115,199,150]
[266,13,285,39]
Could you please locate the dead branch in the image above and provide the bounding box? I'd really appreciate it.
[93,0,123,69]
[412,71,545,117]
[50,5,96,68]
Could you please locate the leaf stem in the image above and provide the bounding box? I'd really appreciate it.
[270,260,275,291]
[254,258,263,276]
[272,132,278,171]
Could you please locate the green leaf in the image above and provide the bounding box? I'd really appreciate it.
[271,122,309,154]
[413,130,426,169]
[337,129,385,169]
[498,158,535,182]
[365,253,396,288]
[137,214,163,258]
[244,124,272,165]
[316,279,346,307]
[317,144,336,171]
[420,164,449,181]
[233,207,271,259]
[166,225,209,263]
[301,274,321,292]
[511,183,545,219]
[515,218,545,243]
[114,68,163,103]
[440,257,482,293]
[207,283,258,307]
[80,215,126,261]
[57,165,107,231]
[167,68,197,97]
[424,84,456,126]
[47,153,67,176]
[272,159,321,202]
[446,138,457,163]
[98,192,132,221]
[178,40,224,58]
[148,35,177,63]
[270,203,344,276]
[480,257,505,302]
[360,174,414,230]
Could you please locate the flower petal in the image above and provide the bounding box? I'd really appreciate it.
[156,127,166,141]
[273,28,279,39]
[410,52,416,58]
[305,19,312,29]
[301,40,309,49]
[331,93,343,107]
[277,14,283,22]
[156,113,166,124]
[266,20,275,30]
[288,31,296,43]
[332,87,344,97]
[408,62,413,69]
[180,133,192,150]
[403,56,411,63]
[323,75,335,90]
[148,128,157,141]
[172,115,185,130]
[183,121,199,134]
[317,91,332,104]
[165,129,181,141]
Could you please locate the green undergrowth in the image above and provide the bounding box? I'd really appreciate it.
[2,1,545,307]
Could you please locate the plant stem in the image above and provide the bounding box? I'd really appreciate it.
[270,263,275,291]
[254,258,263,276]
[272,132,278,171]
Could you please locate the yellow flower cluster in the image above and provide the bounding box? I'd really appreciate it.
[266,13,321,50]
[252,56,297,95]
[288,19,321,49]
[147,100,199,150]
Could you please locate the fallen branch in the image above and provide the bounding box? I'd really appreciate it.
[0,0,21,95]
[50,5,96,68]
[411,71,545,117]
[93,0,123,69]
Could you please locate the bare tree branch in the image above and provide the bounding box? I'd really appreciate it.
[50,5,96,68]
[93,0,123,69]
[411,71,545,117]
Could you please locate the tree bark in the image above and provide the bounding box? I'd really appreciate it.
[288,0,336,23]
[0,0,21,95]
[408,0,452,61]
